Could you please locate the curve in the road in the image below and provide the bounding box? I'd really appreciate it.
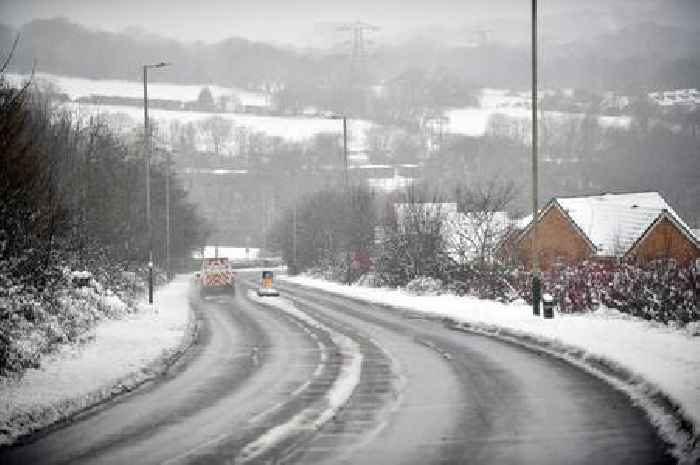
[0,289,331,465]
[273,280,675,465]
[1,277,677,465]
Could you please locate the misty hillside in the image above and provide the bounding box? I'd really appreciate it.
[1,17,698,95]
[0,18,318,89]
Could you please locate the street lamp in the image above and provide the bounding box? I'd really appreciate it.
[531,0,541,315]
[143,61,170,304]
[326,113,348,187]
[326,113,352,281]
[165,148,172,281]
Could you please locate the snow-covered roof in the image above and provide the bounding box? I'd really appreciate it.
[193,247,260,259]
[554,192,690,256]
[509,193,691,257]
[512,192,696,257]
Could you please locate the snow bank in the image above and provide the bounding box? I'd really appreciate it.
[60,102,372,150]
[0,275,195,446]
[280,275,700,462]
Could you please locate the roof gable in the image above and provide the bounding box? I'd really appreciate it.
[626,210,700,257]
[514,199,597,253]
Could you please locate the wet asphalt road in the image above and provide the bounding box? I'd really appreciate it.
[274,280,673,465]
[0,286,324,465]
[0,275,673,464]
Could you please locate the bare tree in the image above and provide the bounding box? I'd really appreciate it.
[200,116,233,157]
[450,180,518,266]
[375,185,449,285]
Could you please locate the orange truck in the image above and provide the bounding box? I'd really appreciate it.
[198,258,236,297]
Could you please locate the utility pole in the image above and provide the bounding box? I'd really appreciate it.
[165,148,171,279]
[335,21,380,76]
[143,62,170,304]
[531,0,541,315]
[343,115,348,188]
[292,171,297,275]
[327,113,349,187]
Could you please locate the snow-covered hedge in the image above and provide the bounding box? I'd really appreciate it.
[405,276,444,295]
[509,261,699,326]
[0,265,156,378]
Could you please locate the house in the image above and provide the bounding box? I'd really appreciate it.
[502,192,700,270]
[354,164,418,193]
[648,88,700,108]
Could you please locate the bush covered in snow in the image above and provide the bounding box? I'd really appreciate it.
[355,272,381,288]
[405,276,444,295]
[0,65,200,377]
[509,261,699,326]
[0,258,156,377]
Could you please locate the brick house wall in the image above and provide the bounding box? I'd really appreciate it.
[627,217,700,266]
[515,205,594,270]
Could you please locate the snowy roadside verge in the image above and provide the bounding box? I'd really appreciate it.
[0,275,197,446]
[280,275,700,464]
[237,291,362,464]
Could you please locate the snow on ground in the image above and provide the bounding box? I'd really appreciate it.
[4,72,267,107]
[0,275,195,445]
[279,276,700,440]
[447,88,630,137]
[445,106,631,137]
[60,102,372,150]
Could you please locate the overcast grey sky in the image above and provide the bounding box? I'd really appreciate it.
[0,0,684,47]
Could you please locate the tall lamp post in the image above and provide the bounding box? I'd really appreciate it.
[143,61,170,304]
[327,113,348,187]
[327,113,352,281]
[531,0,541,315]
[165,148,172,280]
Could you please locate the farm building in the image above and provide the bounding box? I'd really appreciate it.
[501,192,699,270]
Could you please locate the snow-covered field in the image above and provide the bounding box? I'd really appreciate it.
[4,74,633,144]
[4,72,372,150]
[4,72,268,107]
[60,102,372,151]
[0,275,195,445]
[446,106,631,137]
[446,88,631,137]
[279,274,699,460]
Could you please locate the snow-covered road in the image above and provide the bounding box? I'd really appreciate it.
[0,273,680,464]
[0,279,326,464]
[274,280,673,465]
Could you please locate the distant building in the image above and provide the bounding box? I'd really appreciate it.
[350,164,418,193]
[648,89,700,108]
[500,192,700,270]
